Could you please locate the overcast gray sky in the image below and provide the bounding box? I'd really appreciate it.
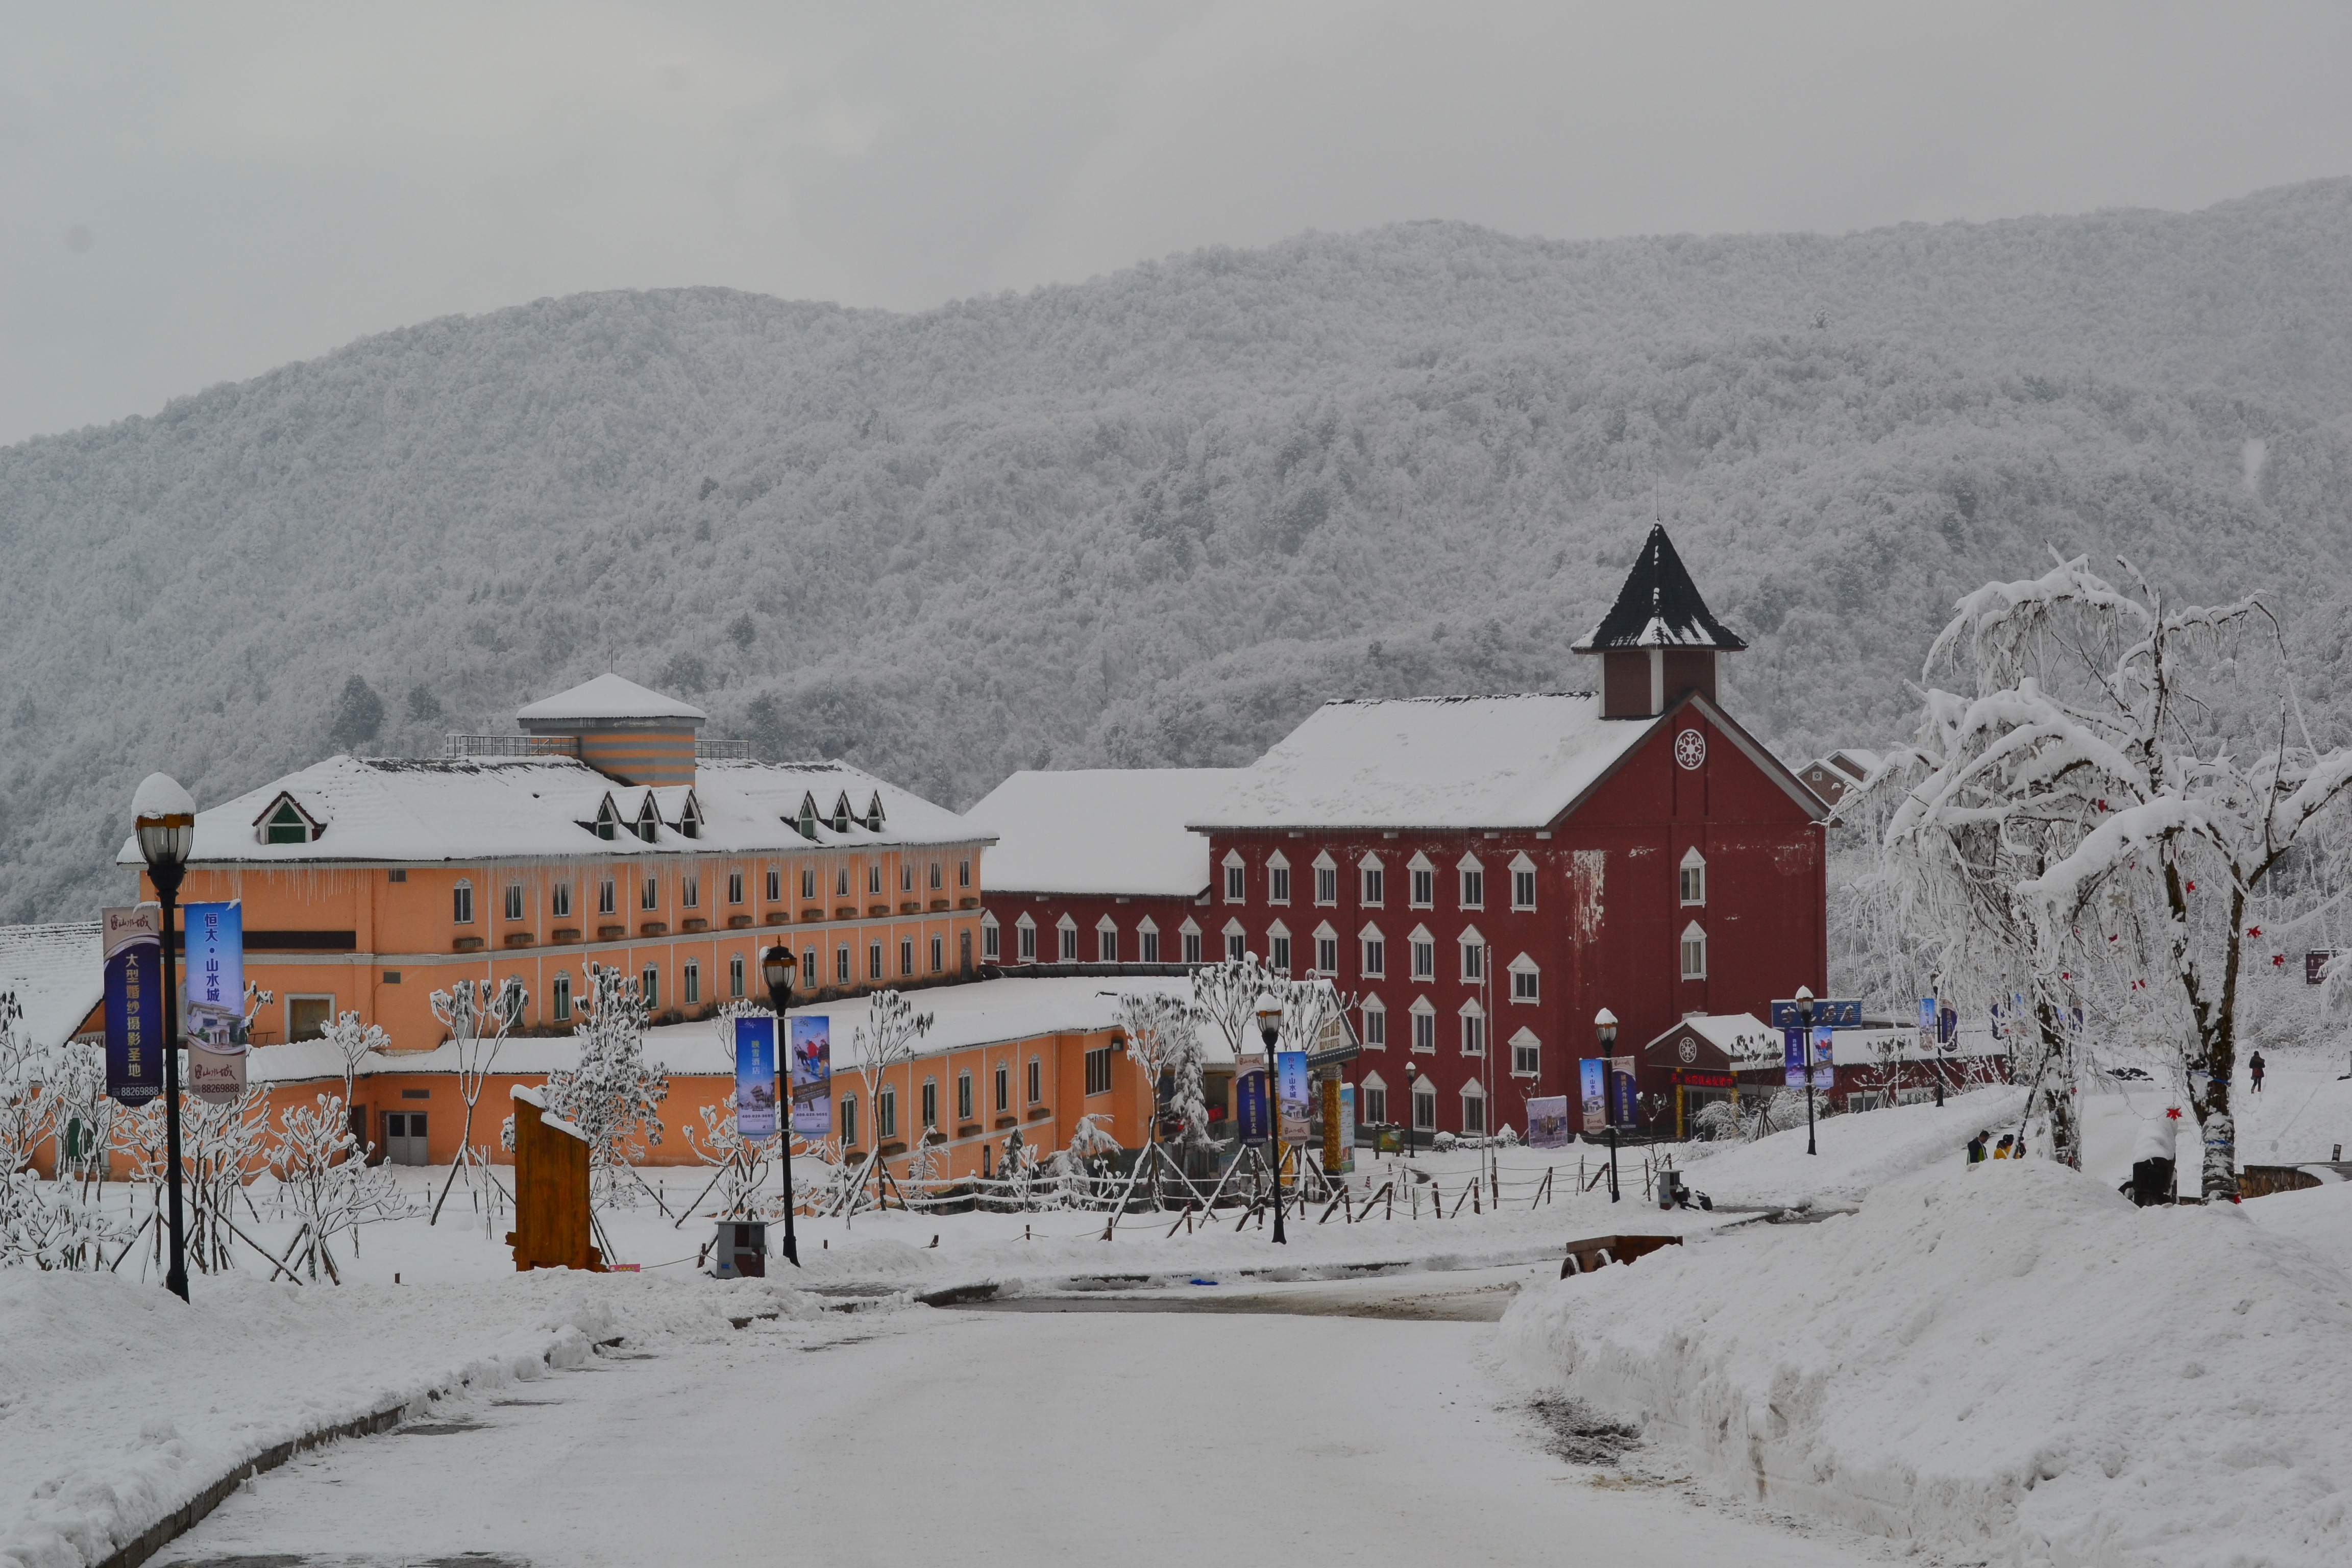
[6,1,2349,446]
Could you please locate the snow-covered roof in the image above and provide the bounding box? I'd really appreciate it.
[0,922,104,1048]
[1654,1013,1776,1060]
[113,755,986,869]
[1573,524,1748,652]
[1825,749,1885,782]
[244,974,1222,1085]
[1720,1023,2012,1066]
[1191,694,1653,831]
[515,673,707,725]
[963,769,1234,896]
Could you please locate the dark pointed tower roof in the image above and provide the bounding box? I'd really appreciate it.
[1572,524,1748,652]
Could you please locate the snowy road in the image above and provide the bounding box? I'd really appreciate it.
[154,1284,1897,1568]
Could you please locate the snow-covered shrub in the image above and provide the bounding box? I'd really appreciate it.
[268,1092,410,1280]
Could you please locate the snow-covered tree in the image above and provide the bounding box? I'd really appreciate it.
[1888,554,2352,1194]
[538,963,669,1205]
[317,1009,390,1123]
[1189,953,1273,1062]
[1115,991,1207,1147]
[427,975,525,1223]
[268,1092,409,1280]
[0,995,125,1268]
[847,989,932,1152]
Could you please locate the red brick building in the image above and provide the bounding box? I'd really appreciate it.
[1187,527,1828,1139]
[962,768,1237,972]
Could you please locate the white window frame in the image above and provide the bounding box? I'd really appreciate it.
[1460,1081,1487,1135]
[1680,846,1707,906]
[1509,851,1537,911]
[1359,852,1385,907]
[1096,916,1118,964]
[1223,849,1247,904]
[1360,995,1387,1048]
[1409,997,1437,1053]
[729,953,745,999]
[983,913,1001,961]
[1058,914,1078,963]
[1015,913,1036,963]
[1027,1055,1043,1105]
[551,970,573,1021]
[1267,850,1292,906]
[1456,852,1485,911]
[1267,919,1292,976]
[1360,1070,1388,1125]
[452,878,474,925]
[682,960,700,1006]
[1459,927,1485,982]
[1138,915,1160,964]
[1312,851,1338,906]
[1459,999,1486,1056]
[1508,951,1539,1002]
[1407,851,1435,909]
[1412,1076,1437,1131]
[1680,920,1708,981]
[1223,918,1247,963]
[1313,921,1338,975]
[504,882,525,922]
[1359,922,1386,978]
[1409,925,1435,982]
[552,883,572,919]
[1510,1026,1541,1078]
[1180,916,1203,965]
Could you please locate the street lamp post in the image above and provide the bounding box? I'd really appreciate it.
[1797,984,1818,1157]
[1596,1008,1620,1204]
[761,945,802,1267]
[1255,993,1287,1245]
[133,774,197,1303]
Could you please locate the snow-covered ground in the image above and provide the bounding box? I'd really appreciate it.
[1501,1159,2352,1566]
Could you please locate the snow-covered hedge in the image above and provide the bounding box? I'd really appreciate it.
[1501,1161,2352,1566]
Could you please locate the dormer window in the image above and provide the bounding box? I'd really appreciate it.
[796,793,820,840]
[831,792,854,834]
[866,792,886,832]
[254,793,323,845]
[634,797,660,844]
[594,796,620,842]
[677,793,703,841]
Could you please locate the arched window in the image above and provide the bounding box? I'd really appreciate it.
[1360,995,1387,1048]
[452,879,474,925]
[551,971,573,1021]
[983,913,1001,961]
[1460,1080,1487,1135]
[1680,847,1707,905]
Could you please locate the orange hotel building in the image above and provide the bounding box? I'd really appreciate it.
[101,675,1173,1172]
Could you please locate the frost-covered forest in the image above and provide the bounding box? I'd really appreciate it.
[6,179,2352,923]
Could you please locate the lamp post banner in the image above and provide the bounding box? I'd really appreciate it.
[1608,1057,1639,1126]
[1579,1060,1607,1133]
[180,901,246,1053]
[1811,1024,1835,1084]
[1235,1060,1269,1145]
[788,1016,831,1136]
[1527,1094,1572,1149]
[1784,1027,1809,1088]
[734,1015,779,1141]
[1277,1051,1311,1146]
[102,905,164,1106]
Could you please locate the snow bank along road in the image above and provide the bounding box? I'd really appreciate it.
[152,1284,1900,1568]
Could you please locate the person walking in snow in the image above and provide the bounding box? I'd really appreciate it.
[2249,1051,2266,1093]
[1967,1130,1989,1167]
[1993,1133,2015,1160]
[2130,1108,2182,1206]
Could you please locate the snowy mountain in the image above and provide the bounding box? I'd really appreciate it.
[6,179,2352,924]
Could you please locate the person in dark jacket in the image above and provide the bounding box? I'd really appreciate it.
[2249,1051,2266,1093]
[2129,1108,2182,1206]
[1967,1131,1990,1167]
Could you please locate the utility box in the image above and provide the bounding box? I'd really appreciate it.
[713,1220,768,1279]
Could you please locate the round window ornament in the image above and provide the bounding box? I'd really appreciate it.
[1675,729,1707,771]
[1677,1038,1699,1065]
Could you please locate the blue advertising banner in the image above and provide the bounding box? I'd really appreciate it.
[734,1015,779,1141]
[1276,1050,1310,1145]
[788,1015,830,1137]
[1784,1026,1809,1088]
[1811,1024,1834,1083]
[1607,1056,1639,1126]
[1235,1056,1270,1144]
[103,906,163,1105]
[1579,1060,1607,1132]
[181,901,245,1048]
[1770,998,1863,1028]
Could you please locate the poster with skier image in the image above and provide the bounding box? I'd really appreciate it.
[734,1014,778,1141]
[789,1015,830,1136]
[1811,1024,1834,1085]
[102,905,163,1105]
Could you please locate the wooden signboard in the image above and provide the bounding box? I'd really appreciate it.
[505,1086,605,1272]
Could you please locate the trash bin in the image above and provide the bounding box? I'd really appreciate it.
[713,1220,767,1279]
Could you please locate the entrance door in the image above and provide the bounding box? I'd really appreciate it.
[383,1110,429,1165]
